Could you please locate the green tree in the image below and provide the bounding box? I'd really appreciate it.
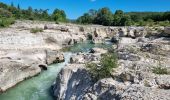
[94,7,113,26]
[115,10,124,16]
[113,10,124,26]
[11,2,14,7]
[77,13,93,24]
[42,9,50,20]
[17,4,20,10]
[112,15,121,26]
[52,9,67,22]
[77,9,97,24]
[88,9,97,17]
[120,15,132,26]
[0,9,13,18]
[163,12,170,21]
[0,2,8,9]
[130,14,142,22]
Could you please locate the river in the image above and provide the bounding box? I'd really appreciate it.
[0,41,111,100]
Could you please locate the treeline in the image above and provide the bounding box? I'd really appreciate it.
[1,2,170,27]
[76,7,170,26]
[0,2,67,27]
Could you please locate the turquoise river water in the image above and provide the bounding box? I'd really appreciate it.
[0,41,111,100]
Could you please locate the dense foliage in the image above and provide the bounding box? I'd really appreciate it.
[1,2,170,27]
[0,17,15,27]
[52,9,67,23]
[77,7,170,26]
[86,52,118,82]
[0,2,67,27]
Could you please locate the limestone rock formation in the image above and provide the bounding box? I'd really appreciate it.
[52,64,93,100]
[0,60,41,92]
[52,34,170,100]
[1,20,170,98]
[0,49,65,92]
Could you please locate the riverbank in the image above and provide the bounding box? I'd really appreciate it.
[0,52,72,100]
[0,20,170,99]
[0,41,112,100]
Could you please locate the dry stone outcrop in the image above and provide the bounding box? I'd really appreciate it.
[52,35,170,100]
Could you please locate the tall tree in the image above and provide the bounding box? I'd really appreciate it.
[17,4,20,10]
[94,7,113,25]
[11,2,14,7]
[115,10,124,15]
[52,9,67,22]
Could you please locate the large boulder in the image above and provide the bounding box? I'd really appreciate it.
[0,60,41,92]
[81,78,123,100]
[118,28,128,37]
[127,27,146,38]
[52,64,93,100]
[89,78,126,100]
[46,50,64,65]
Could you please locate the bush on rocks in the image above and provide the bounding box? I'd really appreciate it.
[0,18,15,28]
[152,67,169,75]
[86,52,118,82]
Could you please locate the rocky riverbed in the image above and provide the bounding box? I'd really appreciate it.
[0,20,115,92]
[51,26,170,100]
[0,20,170,100]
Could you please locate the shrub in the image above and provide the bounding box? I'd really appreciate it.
[86,52,118,82]
[152,67,168,75]
[158,21,170,26]
[0,18,15,27]
[30,27,43,33]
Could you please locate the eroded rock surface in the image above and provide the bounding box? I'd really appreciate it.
[1,20,170,98]
[52,30,170,100]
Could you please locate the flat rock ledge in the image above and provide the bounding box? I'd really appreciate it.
[0,49,64,92]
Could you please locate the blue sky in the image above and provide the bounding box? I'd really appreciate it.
[0,0,170,19]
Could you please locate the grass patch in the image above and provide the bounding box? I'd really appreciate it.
[152,67,169,75]
[86,52,118,82]
[30,27,43,33]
